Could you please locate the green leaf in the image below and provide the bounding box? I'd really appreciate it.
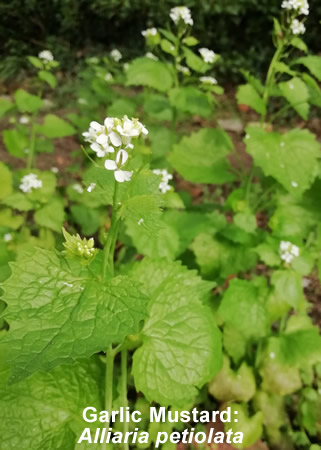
[209,356,256,403]
[218,278,269,341]
[270,269,304,310]
[274,61,296,76]
[2,192,34,212]
[183,47,210,73]
[82,165,115,207]
[182,36,199,46]
[131,259,222,407]
[234,210,257,234]
[2,249,148,382]
[108,98,136,117]
[14,89,43,113]
[280,326,321,367]
[160,39,176,55]
[236,84,266,115]
[279,77,309,119]
[70,204,101,236]
[38,114,75,138]
[0,208,24,230]
[190,233,257,280]
[0,163,12,200]
[126,57,173,92]
[169,86,213,118]
[259,337,302,395]
[0,97,14,118]
[302,73,321,108]
[245,127,320,196]
[3,129,28,158]
[38,70,57,88]
[226,404,264,449]
[34,198,65,231]
[170,128,234,184]
[0,350,103,450]
[144,94,173,121]
[290,37,308,53]
[27,55,44,69]
[296,55,321,82]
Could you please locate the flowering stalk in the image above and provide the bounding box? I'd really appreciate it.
[102,180,119,282]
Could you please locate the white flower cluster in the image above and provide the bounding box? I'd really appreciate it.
[105,72,113,82]
[110,49,122,62]
[170,6,193,26]
[199,48,216,64]
[4,233,12,242]
[153,169,173,194]
[83,116,148,183]
[146,52,159,61]
[291,18,306,34]
[19,115,30,124]
[200,76,218,85]
[142,27,158,37]
[280,241,300,264]
[38,50,54,62]
[281,0,309,15]
[19,173,42,193]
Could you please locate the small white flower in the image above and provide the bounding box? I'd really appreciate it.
[200,76,218,85]
[20,173,43,193]
[199,48,216,64]
[291,181,298,188]
[4,233,12,242]
[142,27,158,37]
[138,218,144,225]
[19,115,30,124]
[105,72,113,82]
[291,18,306,35]
[282,0,309,15]
[170,6,193,26]
[146,52,159,61]
[38,50,54,62]
[87,183,96,192]
[73,183,84,194]
[110,49,122,62]
[153,169,173,194]
[105,149,133,183]
[50,167,59,174]
[78,98,88,105]
[280,240,300,264]
[177,64,190,75]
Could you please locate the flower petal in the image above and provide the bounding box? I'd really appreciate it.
[115,170,132,182]
[90,121,102,131]
[96,134,108,146]
[105,160,117,171]
[116,149,128,166]
[109,131,122,147]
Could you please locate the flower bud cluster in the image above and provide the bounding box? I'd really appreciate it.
[20,173,43,193]
[170,6,193,26]
[63,229,97,263]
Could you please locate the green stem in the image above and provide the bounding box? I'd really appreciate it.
[102,346,115,450]
[102,181,119,282]
[27,114,37,169]
[121,349,129,450]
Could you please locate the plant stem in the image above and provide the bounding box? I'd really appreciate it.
[102,180,119,282]
[102,345,115,450]
[121,349,129,450]
[27,113,37,169]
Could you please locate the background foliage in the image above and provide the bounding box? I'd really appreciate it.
[1,0,320,81]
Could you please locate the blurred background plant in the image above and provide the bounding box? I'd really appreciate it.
[1,0,320,83]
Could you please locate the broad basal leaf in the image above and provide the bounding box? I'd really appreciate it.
[0,347,103,450]
[1,249,148,382]
[130,259,222,407]
[14,89,43,113]
[218,278,269,341]
[0,97,14,118]
[34,198,65,231]
[37,114,76,138]
[170,128,234,184]
[245,126,320,196]
[0,162,12,200]
[236,84,266,115]
[169,87,213,118]
[279,77,309,119]
[126,57,173,92]
[226,404,264,449]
